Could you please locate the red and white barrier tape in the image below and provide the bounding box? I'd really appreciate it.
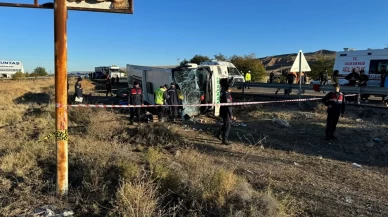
[55,97,325,108]
[55,94,358,108]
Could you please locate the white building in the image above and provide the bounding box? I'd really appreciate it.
[0,60,24,78]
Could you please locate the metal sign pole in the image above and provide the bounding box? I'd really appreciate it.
[54,0,68,196]
[298,51,302,108]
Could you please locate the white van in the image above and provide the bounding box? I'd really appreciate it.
[333,48,388,86]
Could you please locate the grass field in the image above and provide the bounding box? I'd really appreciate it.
[0,78,387,217]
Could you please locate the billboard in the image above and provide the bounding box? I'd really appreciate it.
[0,60,24,77]
[0,0,133,13]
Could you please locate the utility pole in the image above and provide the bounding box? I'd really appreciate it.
[54,0,69,196]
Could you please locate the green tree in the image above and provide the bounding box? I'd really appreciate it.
[309,54,334,79]
[30,67,48,77]
[179,59,189,67]
[189,55,210,65]
[214,53,228,61]
[12,71,25,80]
[230,53,266,82]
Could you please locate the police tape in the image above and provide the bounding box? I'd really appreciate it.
[55,94,359,108]
[55,97,327,108]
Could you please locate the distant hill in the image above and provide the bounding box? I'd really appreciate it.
[259,49,336,73]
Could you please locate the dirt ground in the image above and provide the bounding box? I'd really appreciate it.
[1,78,387,217]
[178,101,388,217]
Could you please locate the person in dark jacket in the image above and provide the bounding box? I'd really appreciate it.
[379,65,388,102]
[216,81,233,145]
[320,70,329,85]
[322,84,345,140]
[111,75,115,86]
[128,81,143,125]
[345,68,361,86]
[167,83,179,121]
[286,71,297,95]
[74,77,83,103]
[269,71,275,83]
[359,70,370,102]
[331,70,339,85]
[106,75,113,97]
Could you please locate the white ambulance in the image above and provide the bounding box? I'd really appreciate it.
[333,48,388,87]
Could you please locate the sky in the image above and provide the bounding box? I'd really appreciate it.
[1,0,387,73]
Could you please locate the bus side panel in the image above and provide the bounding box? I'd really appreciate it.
[144,69,172,105]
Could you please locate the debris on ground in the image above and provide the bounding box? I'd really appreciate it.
[372,138,381,143]
[18,205,74,217]
[352,163,362,168]
[272,118,291,128]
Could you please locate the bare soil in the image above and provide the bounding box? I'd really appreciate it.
[0,78,387,217]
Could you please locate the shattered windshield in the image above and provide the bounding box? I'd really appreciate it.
[174,68,208,116]
[228,67,242,76]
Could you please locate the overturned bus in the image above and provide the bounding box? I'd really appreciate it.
[126,62,231,117]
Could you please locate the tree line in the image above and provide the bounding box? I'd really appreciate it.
[12,67,48,79]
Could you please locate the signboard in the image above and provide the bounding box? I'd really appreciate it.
[290,50,311,72]
[0,60,24,75]
[0,0,133,13]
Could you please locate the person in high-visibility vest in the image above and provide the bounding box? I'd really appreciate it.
[176,84,184,113]
[245,71,251,89]
[154,85,167,122]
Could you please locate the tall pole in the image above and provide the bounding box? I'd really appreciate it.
[298,51,302,108]
[54,0,68,196]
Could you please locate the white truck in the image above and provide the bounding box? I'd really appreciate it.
[126,62,230,116]
[333,48,388,86]
[95,65,124,79]
[200,60,245,84]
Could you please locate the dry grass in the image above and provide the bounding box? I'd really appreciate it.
[0,79,292,217]
[2,78,387,216]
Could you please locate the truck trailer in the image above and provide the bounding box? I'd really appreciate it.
[95,66,123,79]
[126,62,231,117]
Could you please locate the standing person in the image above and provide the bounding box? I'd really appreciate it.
[359,70,370,103]
[345,68,361,103]
[167,83,179,121]
[106,75,113,97]
[322,84,345,140]
[74,77,83,103]
[298,72,307,94]
[176,83,184,114]
[116,75,120,84]
[245,71,251,89]
[331,70,339,85]
[128,81,143,125]
[286,71,297,95]
[320,69,329,86]
[111,75,115,86]
[379,65,388,102]
[345,68,360,86]
[275,71,287,95]
[269,71,275,83]
[216,81,233,145]
[154,85,167,122]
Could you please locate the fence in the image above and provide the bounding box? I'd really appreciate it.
[233,82,388,95]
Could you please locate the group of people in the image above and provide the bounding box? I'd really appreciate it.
[273,70,307,95]
[105,75,120,97]
[127,81,183,125]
